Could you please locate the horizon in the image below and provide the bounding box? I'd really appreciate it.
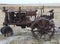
[0,3,60,6]
[0,0,60,4]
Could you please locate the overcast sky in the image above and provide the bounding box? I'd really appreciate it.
[0,0,60,4]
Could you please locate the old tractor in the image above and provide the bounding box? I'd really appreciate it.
[1,7,55,40]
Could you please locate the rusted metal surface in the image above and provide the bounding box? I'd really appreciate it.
[2,7,37,28]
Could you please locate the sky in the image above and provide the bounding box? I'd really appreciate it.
[0,0,60,4]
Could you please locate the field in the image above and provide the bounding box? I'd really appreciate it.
[0,4,60,44]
